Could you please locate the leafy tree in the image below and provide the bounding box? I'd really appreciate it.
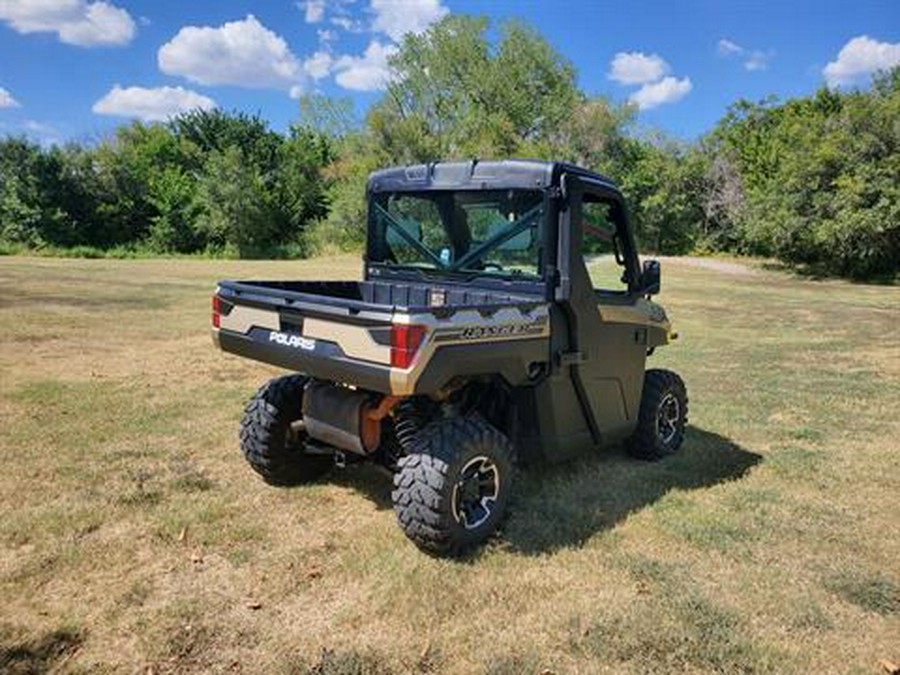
[702,67,900,277]
[195,146,279,257]
[618,139,705,254]
[298,94,359,138]
[147,165,202,253]
[0,172,45,246]
[273,126,334,238]
[86,122,188,247]
[169,109,282,176]
[373,15,579,160]
[309,131,386,253]
[0,137,54,245]
[561,97,641,175]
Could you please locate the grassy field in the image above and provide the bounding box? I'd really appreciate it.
[0,255,898,674]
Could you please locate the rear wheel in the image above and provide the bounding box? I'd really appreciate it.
[391,416,513,556]
[391,398,438,453]
[240,374,331,485]
[627,369,688,460]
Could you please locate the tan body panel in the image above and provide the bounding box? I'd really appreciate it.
[303,318,391,364]
[598,297,672,348]
[219,305,279,333]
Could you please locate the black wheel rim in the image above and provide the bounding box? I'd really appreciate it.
[451,456,500,530]
[657,392,681,445]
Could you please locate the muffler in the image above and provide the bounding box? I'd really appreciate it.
[302,380,398,454]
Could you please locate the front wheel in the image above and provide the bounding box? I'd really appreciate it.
[391,417,514,556]
[627,369,688,461]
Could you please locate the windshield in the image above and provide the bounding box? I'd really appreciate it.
[368,189,545,278]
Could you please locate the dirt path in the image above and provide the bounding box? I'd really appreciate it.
[659,255,759,276]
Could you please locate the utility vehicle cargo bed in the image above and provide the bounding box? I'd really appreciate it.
[212,277,552,397]
[217,278,544,315]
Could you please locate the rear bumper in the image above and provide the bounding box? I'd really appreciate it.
[213,328,393,394]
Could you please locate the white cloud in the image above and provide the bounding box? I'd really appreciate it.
[629,76,692,110]
[92,85,216,122]
[301,0,325,23]
[331,15,365,33]
[370,0,448,41]
[744,50,773,71]
[824,35,900,87]
[0,86,20,108]
[717,39,743,56]
[24,120,55,133]
[608,52,670,85]
[718,38,773,72]
[22,119,60,145]
[318,28,337,43]
[608,50,691,111]
[304,50,333,80]
[158,15,304,92]
[334,40,397,91]
[0,0,135,46]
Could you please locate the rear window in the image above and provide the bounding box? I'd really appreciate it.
[369,189,545,279]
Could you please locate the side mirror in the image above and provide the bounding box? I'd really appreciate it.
[640,259,661,296]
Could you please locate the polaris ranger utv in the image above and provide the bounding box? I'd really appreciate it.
[212,160,687,556]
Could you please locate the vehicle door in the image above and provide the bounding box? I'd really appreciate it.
[558,176,649,443]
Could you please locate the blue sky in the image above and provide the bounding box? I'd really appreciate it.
[0,0,898,145]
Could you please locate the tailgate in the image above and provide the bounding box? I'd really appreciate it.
[213,281,396,393]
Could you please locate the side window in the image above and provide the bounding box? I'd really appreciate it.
[582,193,628,292]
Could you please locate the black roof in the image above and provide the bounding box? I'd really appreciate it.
[367,159,618,193]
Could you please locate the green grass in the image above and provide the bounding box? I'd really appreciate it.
[827,573,900,616]
[0,254,898,674]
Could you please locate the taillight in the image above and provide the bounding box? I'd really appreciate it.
[390,324,426,369]
[212,295,222,328]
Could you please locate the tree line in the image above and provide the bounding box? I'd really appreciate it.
[1,15,897,279]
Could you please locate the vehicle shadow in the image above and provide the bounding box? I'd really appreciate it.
[331,462,395,510]
[0,628,83,674]
[502,426,762,555]
[329,426,762,556]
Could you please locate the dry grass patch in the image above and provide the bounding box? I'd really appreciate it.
[0,255,898,674]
